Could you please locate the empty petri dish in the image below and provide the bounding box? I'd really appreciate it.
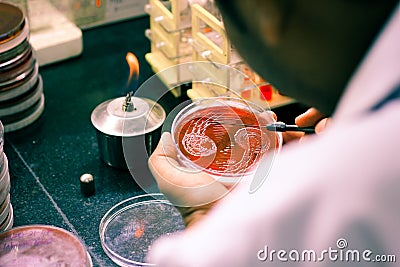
[99,193,185,266]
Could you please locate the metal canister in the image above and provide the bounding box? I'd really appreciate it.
[91,94,166,169]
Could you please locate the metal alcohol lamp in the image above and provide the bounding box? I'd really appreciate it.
[91,93,166,169]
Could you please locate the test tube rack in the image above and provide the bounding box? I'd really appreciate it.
[145,0,295,108]
[144,0,196,96]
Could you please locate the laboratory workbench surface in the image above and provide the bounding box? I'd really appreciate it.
[4,16,307,266]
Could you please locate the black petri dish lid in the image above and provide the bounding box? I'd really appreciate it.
[0,39,29,65]
[0,3,25,43]
[0,49,35,86]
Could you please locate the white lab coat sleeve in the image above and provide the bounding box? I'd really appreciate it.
[147,101,400,267]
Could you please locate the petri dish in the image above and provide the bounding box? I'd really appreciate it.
[0,194,10,225]
[0,154,10,207]
[0,3,25,44]
[0,3,29,54]
[171,97,281,186]
[3,92,45,133]
[0,47,35,86]
[0,172,10,207]
[0,152,6,180]
[0,39,30,67]
[0,203,13,232]
[0,225,92,266]
[0,74,43,117]
[0,62,39,100]
[99,193,185,266]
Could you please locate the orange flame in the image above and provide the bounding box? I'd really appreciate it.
[126,52,139,85]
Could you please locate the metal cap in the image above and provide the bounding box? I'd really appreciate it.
[91,96,166,137]
[80,173,95,197]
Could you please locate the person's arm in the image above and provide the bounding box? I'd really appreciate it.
[149,108,329,228]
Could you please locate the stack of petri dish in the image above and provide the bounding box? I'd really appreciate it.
[0,225,92,266]
[0,2,44,133]
[0,121,12,232]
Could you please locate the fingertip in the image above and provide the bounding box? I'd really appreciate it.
[160,131,175,149]
[315,118,329,134]
[295,108,325,127]
[160,131,172,141]
[268,111,277,121]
